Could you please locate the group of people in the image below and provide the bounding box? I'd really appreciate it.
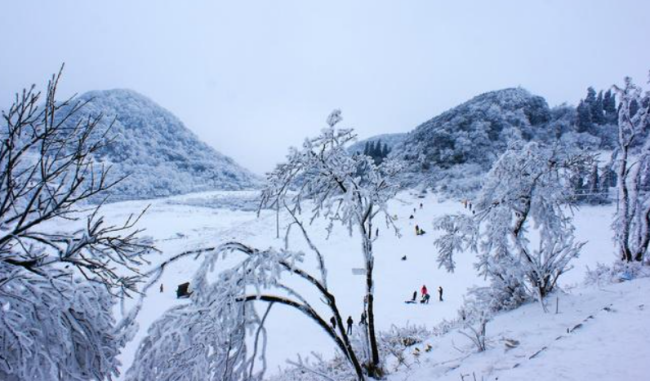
[406,284,443,304]
[462,199,476,215]
[408,202,424,220]
[330,311,367,335]
[405,203,445,304]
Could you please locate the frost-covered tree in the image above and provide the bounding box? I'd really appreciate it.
[362,140,390,165]
[611,75,650,262]
[127,242,279,381]
[129,111,401,381]
[584,163,609,205]
[601,163,617,189]
[128,239,378,381]
[259,111,401,378]
[576,100,593,133]
[0,68,154,380]
[434,141,587,311]
[603,89,618,123]
[592,90,606,125]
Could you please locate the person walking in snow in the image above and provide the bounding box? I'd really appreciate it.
[421,284,428,298]
[330,316,337,330]
[360,311,367,325]
[346,316,354,335]
[160,283,163,293]
[415,224,420,235]
[438,286,443,302]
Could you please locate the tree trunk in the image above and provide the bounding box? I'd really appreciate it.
[365,270,381,373]
[361,230,382,378]
[633,208,650,262]
[617,145,633,262]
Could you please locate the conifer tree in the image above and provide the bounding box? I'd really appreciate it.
[585,164,604,204]
[577,100,593,133]
[603,89,617,123]
[592,90,606,125]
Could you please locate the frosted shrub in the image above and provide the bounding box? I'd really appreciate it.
[585,261,650,285]
[434,141,589,311]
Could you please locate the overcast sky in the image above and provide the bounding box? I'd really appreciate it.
[1,1,649,174]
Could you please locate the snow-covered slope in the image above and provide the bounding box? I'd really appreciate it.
[60,89,260,201]
[387,276,650,381]
[96,190,624,380]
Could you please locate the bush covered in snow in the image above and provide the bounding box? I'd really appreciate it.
[434,141,589,311]
[584,261,650,286]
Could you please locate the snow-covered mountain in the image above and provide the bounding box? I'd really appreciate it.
[393,88,552,169]
[355,88,584,193]
[61,89,260,201]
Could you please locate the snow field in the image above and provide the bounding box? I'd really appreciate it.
[101,190,619,378]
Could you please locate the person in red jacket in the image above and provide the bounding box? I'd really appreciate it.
[421,284,428,298]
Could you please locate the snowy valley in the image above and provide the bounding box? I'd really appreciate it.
[2,63,649,381]
[103,189,646,381]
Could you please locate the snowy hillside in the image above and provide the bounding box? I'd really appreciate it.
[390,88,554,188]
[59,89,260,201]
[396,88,551,166]
[95,189,628,380]
[351,88,615,195]
[386,276,650,381]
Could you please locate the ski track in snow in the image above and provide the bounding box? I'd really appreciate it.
[97,190,624,379]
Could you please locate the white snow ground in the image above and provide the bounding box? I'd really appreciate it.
[99,190,636,380]
[387,277,650,381]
